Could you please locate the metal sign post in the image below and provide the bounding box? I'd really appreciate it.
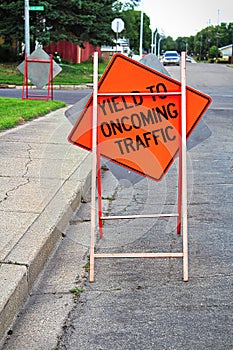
[89,52,189,282]
[139,0,144,58]
[24,0,30,55]
[111,18,124,53]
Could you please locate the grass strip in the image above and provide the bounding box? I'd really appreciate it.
[0,61,108,86]
[0,64,22,85]
[0,97,66,130]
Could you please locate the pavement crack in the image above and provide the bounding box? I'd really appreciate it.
[1,261,29,268]
[23,143,33,179]
[0,144,32,203]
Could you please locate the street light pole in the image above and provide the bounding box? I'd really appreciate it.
[154,31,159,57]
[158,36,163,58]
[24,0,30,55]
[151,28,158,55]
[151,29,154,54]
[139,0,144,58]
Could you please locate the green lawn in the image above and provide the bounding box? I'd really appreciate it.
[0,60,108,85]
[54,61,107,84]
[0,64,22,85]
[0,97,66,130]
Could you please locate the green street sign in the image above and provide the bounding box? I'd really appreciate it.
[29,6,44,11]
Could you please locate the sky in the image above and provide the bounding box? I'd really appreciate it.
[137,0,233,39]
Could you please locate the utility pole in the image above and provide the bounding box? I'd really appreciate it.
[232,33,233,64]
[158,37,162,58]
[154,31,159,57]
[139,0,144,58]
[216,9,220,61]
[24,0,30,55]
[158,34,164,59]
[151,29,154,54]
[151,28,158,55]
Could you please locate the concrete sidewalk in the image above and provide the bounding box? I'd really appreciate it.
[0,107,91,341]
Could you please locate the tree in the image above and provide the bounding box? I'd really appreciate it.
[0,0,116,51]
[32,0,117,47]
[43,0,116,46]
[161,36,177,52]
[192,22,233,60]
[120,9,151,54]
[160,21,233,60]
[209,45,219,59]
[1,1,232,62]
[113,0,141,11]
[0,1,24,44]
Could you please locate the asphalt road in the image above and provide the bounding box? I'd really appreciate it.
[0,87,92,105]
[0,63,232,109]
[1,63,233,350]
[59,63,233,350]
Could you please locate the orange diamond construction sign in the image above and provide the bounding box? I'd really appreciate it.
[68,54,212,181]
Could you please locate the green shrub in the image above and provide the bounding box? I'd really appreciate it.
[0,45,21,63]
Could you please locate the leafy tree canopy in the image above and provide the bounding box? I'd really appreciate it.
[0,0,232,61]
[119,9,151,54]
[0,0,118,48]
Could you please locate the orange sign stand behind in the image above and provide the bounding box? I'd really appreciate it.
[68,53,212,282]
[22,53,54,101]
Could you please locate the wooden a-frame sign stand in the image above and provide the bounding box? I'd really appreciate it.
[89,52,188,282]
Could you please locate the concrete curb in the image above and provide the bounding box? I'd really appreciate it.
[0,157,91,341]
[0,84,93,90]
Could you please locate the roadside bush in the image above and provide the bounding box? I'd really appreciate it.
[0,45,21,63]
[216,57,230,64]
[208,58,215,63]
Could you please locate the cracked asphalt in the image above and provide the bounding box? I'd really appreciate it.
[0,143,32,203]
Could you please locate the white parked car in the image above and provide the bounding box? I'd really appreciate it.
[161,51,180,66]
[131,54,141,61]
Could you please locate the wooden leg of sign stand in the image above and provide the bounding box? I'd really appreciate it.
[89,52,99,282]
[181,51,188,281]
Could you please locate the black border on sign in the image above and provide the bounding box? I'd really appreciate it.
[68,53,212,181]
